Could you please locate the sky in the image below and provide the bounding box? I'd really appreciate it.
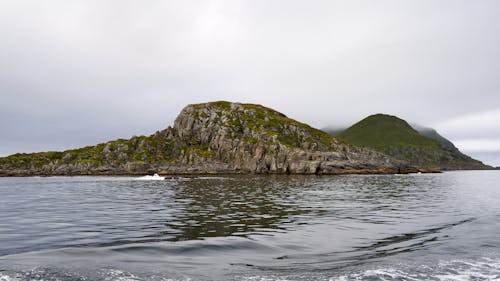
[1,0,499,166]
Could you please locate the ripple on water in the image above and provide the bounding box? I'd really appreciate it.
[332,257,500,281]
[2,257,499,281]
[1,172,500,280]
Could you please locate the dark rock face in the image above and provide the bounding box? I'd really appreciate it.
[0,101,413,176]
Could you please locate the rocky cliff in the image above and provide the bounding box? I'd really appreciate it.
[0,101,416,176]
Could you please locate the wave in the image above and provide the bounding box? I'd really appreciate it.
[332,257,500,281]
[0,268,192,281]
[1,257,500,280]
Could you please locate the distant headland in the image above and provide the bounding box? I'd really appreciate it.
[0,101,490,176]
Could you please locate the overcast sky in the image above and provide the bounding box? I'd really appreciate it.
[1,0,499,166]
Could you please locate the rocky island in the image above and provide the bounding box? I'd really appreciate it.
[0,101,428,176]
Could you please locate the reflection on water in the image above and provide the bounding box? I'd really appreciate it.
[166,176,331,241]
[169,177,296,240]
[0,171,500,280]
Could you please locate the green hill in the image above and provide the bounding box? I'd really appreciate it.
[413,125,459,151]
[337,114,489,170]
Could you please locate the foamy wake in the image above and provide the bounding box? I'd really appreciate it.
[0,274,21,281]
[332,257,500,281]
[0,268,191,281]
[239,257,500,281]
[104,269,189,281]
[1,258,499,280]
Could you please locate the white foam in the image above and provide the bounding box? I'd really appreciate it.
[242,277,291,281]
[0,274,21,281]
[435,258,500,281]
[332,268,421,281]
[134,174,165,181]
[105,269,142,281]
[331,257,500,281]
[103,269,192,281]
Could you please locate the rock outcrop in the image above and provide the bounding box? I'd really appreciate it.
[0,101,417,176]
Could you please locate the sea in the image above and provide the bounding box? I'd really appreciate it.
[1,171,499,280]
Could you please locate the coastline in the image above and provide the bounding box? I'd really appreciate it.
[0,167,442,177]
[1,102,490,177]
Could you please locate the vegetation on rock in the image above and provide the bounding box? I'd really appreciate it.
[337,114,490,170]
[0,101,406,176]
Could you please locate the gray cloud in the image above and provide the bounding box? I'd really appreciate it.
[1,0,499,165]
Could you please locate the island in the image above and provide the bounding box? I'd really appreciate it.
[0,101,488,176]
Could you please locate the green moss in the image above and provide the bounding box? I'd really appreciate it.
[184,143,214,159]
[192,101,231,110]
[337,113,488,169]
[0,101,341,172]
[0,151,66,169]
[189,101,335,149]
[245,137,259,144]
[0,129,179,170]
[338,114,439,151]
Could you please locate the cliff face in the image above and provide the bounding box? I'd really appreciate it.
[0,101,411,176]
[338,114,490,170]
[172,102,405,174]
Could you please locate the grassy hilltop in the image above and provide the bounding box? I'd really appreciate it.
[337,114,489,170]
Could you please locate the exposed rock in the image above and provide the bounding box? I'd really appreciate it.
[0,101,413,176]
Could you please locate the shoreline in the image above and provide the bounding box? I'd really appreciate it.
[0,167,443,177]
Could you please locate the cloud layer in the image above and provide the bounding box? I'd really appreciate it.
[1,1,499,165]
[434,110,500,165]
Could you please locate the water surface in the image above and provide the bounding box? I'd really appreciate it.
[1,171,499,280]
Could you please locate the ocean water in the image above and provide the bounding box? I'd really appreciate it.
[0,171,499,280]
